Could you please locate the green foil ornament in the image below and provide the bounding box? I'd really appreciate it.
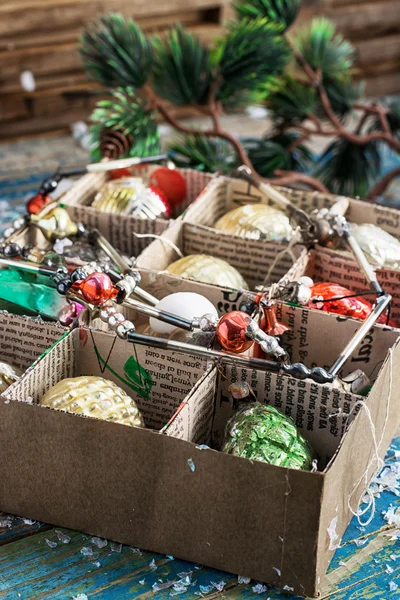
[222,402,314,470]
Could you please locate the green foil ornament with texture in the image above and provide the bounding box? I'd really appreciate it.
[223,402,314,470]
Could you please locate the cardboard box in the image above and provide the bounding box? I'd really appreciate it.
[2,303,399,597]
[59,166,213,257]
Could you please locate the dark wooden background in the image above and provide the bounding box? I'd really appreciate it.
[0,0,399,140]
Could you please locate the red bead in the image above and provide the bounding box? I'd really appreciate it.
[216,311,253,353]
[26,193,52,215]
[149,185,173,217]
[109,168,132,180]
[149,167,186,208]
[308,282,397,326]
[73,272,117,305]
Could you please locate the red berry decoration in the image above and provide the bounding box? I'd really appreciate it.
[27,193,52,215]
[216,311,253,353]
[73,272,117,306]
[149,167,186,208]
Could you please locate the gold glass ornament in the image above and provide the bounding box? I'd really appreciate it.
[31,207,79,241]
[41,376,144,428]
[167,254,249,290]
[214,204,293,242]
[92,178,144,214]
[0,361,23,394]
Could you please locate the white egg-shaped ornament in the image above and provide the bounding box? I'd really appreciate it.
[149,292,218,335]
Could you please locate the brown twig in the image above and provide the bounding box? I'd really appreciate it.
[367,167,400,200]
[287,38,400,154]
[273,170,329,193]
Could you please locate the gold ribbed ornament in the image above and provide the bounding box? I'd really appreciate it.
[41,376,144,428]
[167,254,249,289]
[0,362,23,393]
[214,204,293,242]
[92,178,144,214]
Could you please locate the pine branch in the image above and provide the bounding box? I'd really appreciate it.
[79,13,153,89]
[152,26,212,105]
[234,0,301,31]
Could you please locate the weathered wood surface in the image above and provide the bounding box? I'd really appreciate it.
[1,0,400,138]
[0,436,398,599]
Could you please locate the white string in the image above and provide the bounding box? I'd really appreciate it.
[261,227,301,287]
[132,233,184,258]
[328,349,393,527]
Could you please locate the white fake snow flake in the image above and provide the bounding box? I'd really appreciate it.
[110,542,122,553]
[195,445,210,450]
[383,505,400,527]
[390,554,400,561]
[327,516,340,550]
[252,583,268,594]
[211,581,226,591]
[354,538,367,547]
[283,585,294,592]
[273,567,281,576]
[92,561,101,568]
[45,539,57,548]
[0,516,13,528]
[149,558,158,571]
[139,579,145,585]
[339,561,347,567]
[91,537,107,548]
[390,581,398,592]
[22,518,36,525]
[188,458,196,472]
[199,585,213,594]
[55,530,71,544]
[80,547,94,557]
[238,575,251,584]
[72,595,88,600]
[386,564,394,574]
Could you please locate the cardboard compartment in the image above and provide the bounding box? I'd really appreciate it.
[59,167,213,257]
[1,313,399,597]
[165,310,400,596]
[136,217,300,292]
[0,312,66,372]
[289,247,400,326]
[4,327,212,432]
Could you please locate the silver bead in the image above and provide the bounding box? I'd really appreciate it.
[100,306,116,322]
[3,227,15,239]
[199,313,219,332]
[116,320,135,339]
[13,217,25,229]
[108,312,125,329]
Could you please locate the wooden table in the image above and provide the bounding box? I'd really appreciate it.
[0,436,398,600]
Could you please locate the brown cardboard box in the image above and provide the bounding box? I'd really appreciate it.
[2,303,399,597]
[59,166,213,257]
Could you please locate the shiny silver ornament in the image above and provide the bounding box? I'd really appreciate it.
[350,223,400,270]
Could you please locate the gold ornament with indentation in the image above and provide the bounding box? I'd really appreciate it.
[41,376,144,428]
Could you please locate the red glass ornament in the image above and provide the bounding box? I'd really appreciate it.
[26,193,52,215]
[72,272,117,305]
[149,167,186,208]
[216,311,253,353]
[308,282,397,326]
[109,168,132,180]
